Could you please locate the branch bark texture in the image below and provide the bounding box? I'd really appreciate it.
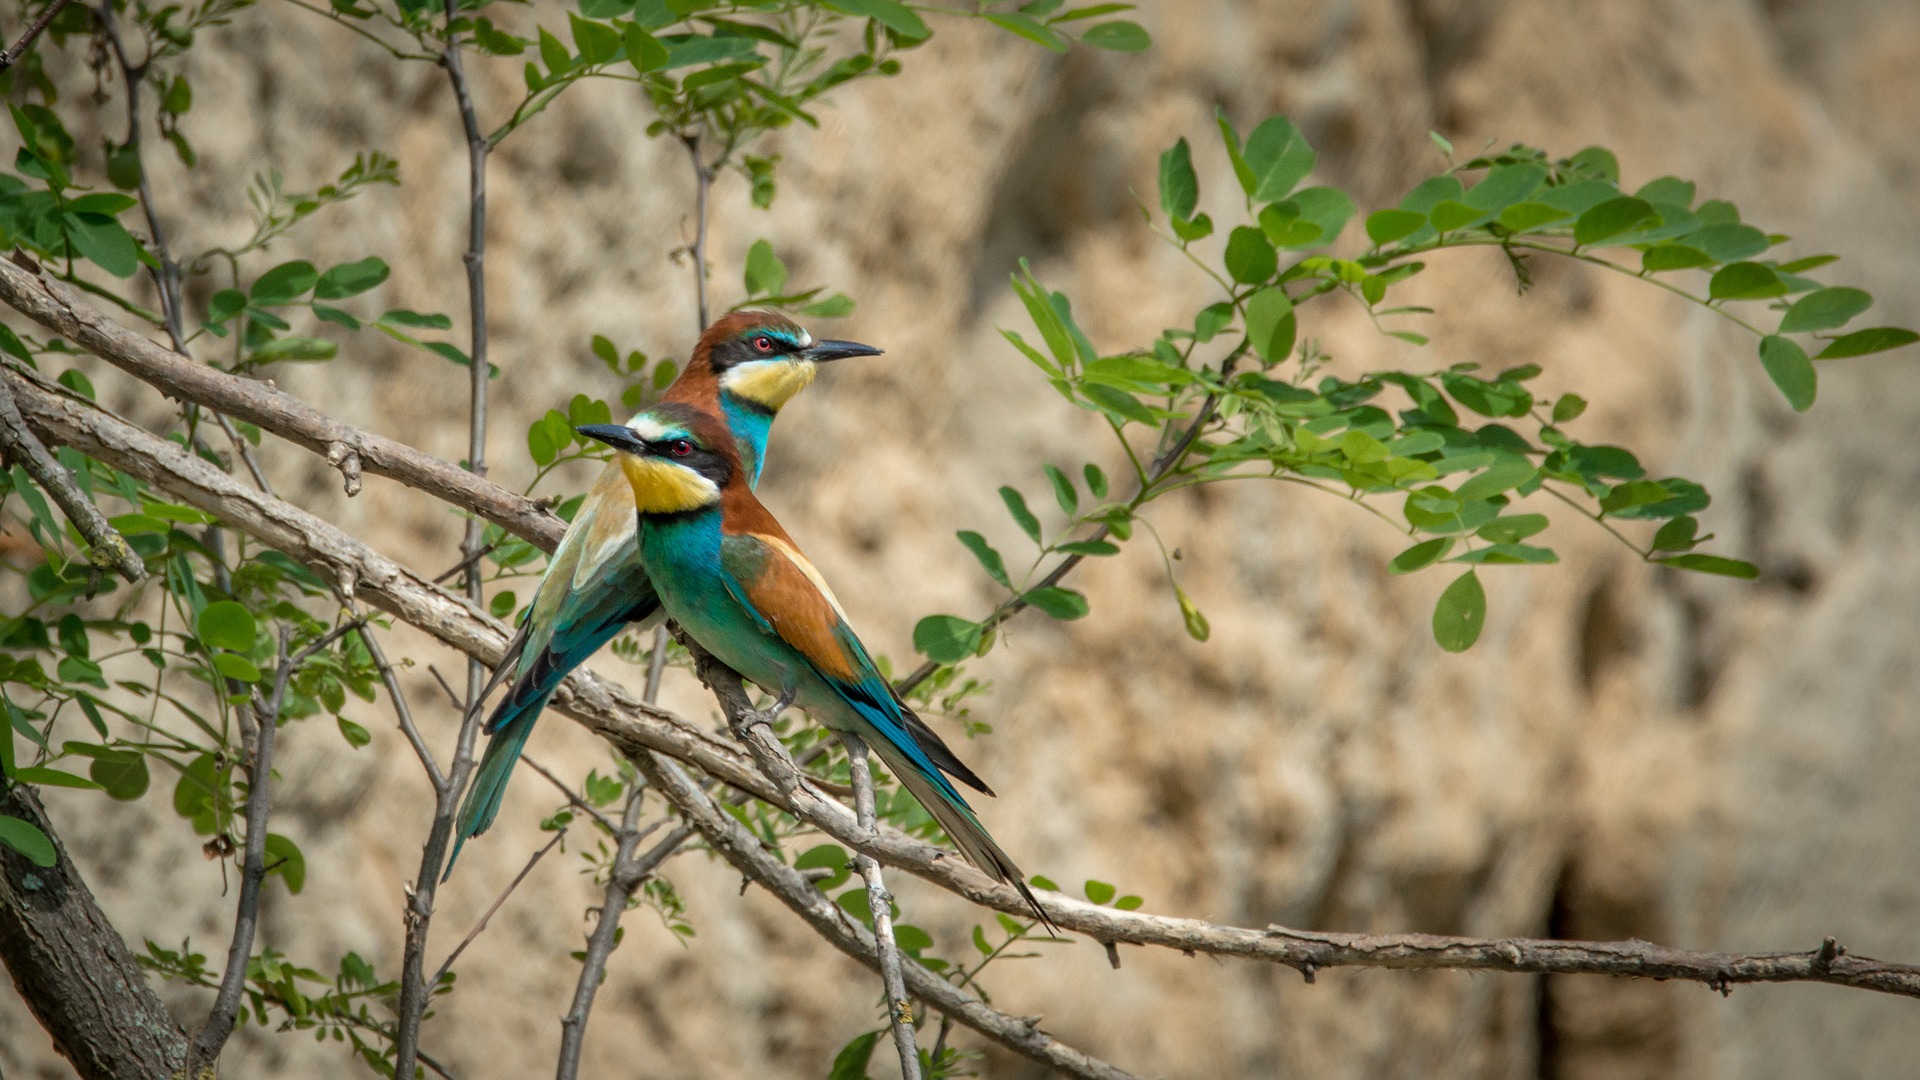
[0,783,190,1080]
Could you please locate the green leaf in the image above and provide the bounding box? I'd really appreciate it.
[1640,243,1714,272]
[1654,554,1759,579]
[1566,146,1619,183]
[1428,199,1485,233]
[1174,583,1209,641]
[1465,163,1545,211]
[999,486,1042,543]
[378,309,453,330]
[12,766,100,789]
[195,601,256,651]
[913,615,982,664]
[1685,223,1770,263]
[1551,393,1587,423]
[568,13,620,65]
[1432,569,1486,652]
[1495,201,1571,234]
[1389,537,1452,574]
[828,1031,882,1080]
[1453,452,1535,502]
[1042,463,1078,515]
[1452,543,1557,565]
[1244,286,1295,362]
[1224,226,1277,283]
[1651,516,1700,552]
[743,238,786,297]
[1573,197,1655,247]
[1709,261,1787,301]
[1243,115,1316,202]
[1285,187,1355,246]
[1758,335,1815,411]
[1779,287,1871,334]
[311,305,360,330]
[827,0,930,39]
[213,652,262,683]
[0,815,55,867]
[265,833,306,894]
[956,531,1010,587]
[88,749,148,800]
[1366,208,1425,247]
[1079,19,1150,50]
[1634,176,1696,206]
[1477,513,1549,543]
[1084,879,1116,904]
[337,716,372,748]
[1157,138,1198,221]
[794,843,851,891]
[249,337,338,363]
[1024,586,1089,620]
[313,256,389,299]
[538,27,572,74]
[983,12,1068,51]
[251,260,319,304]
[1815,327,1919,359]
[1056,539,1119,557]
[798,293,854,318]
[621,23,668,71]
[1080,383,1156,426]
[1083,462,1108,499]
[63,212,141,278]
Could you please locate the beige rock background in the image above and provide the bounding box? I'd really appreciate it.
[4,0,1920,1076]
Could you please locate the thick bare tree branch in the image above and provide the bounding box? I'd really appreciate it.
[0,256,561,546]
[0,372,144,581]
[0,783,189,1079]
[6,351,1920,1006]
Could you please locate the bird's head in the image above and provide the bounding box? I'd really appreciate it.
[683,310,883,415]
[576,403,738,516]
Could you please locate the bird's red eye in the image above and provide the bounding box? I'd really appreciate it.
[752,335,775,353]
[669,440,694,458]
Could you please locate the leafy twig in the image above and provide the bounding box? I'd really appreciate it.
[0,371,144,581]
[0,0,73,71]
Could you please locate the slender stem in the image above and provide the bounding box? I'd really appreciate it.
[186,620,354,1070]
[394,9,493,1076]
[0,0,73,70]
[430,826,568,990]
[846,740,920,1080]
[684,134,713,328]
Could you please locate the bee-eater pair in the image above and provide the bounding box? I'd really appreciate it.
[448,312,880,871]
[450,314,1038,919]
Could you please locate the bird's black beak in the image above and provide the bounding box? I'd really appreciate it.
[575,424,645,454]
[801,339,883,363]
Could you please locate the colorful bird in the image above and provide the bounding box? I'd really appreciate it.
[448,313,882,873]
[574,402,1045,919]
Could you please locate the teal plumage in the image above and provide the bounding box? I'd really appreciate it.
[576,401,1044,919]
[447,313,881,875]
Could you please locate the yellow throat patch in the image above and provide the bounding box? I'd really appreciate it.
[723,359,817,412]
[617,454,721,515]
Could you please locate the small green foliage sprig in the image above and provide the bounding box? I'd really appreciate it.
[911,113,1917,660]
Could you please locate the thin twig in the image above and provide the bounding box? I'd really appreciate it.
[430,826,568,990]
[393,8,494,1074]
[19,359,1920,1005]
[0,372,144,581]
[847,740,920,1079]
[0,0,73,71]
[188,620,354,1070]
[554,813,692,1080]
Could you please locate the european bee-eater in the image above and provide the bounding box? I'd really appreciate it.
[448,313,882,873]
[575,403,1044,919]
